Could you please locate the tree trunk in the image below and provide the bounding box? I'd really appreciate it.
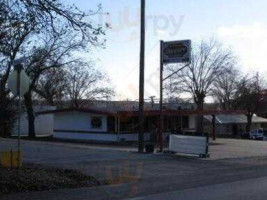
[194,92,205,134]
[24,92,36,138]
[246,114,253,133]
[0,95,11,137]
[195,110,204,133]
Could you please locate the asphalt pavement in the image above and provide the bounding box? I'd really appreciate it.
[128,176,267,200]
[2,138,267,200]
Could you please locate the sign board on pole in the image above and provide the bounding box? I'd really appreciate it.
[8,70,30,96]
[163,40,191,64]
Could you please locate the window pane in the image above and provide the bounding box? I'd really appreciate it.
[91,117,102,129]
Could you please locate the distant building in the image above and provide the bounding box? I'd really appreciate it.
[204,114,267,137]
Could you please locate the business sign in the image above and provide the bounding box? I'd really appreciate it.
[163,40,191,64]
[169,134,209,158]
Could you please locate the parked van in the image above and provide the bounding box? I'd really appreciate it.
[250,129,267,140]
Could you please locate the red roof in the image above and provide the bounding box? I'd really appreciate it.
[117,109,247,117]
[38,107,247,117]
[37,107,116,116]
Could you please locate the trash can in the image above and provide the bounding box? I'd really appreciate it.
[145,144,154,153]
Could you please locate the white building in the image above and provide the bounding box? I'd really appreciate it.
[12,106,55,137]
[15,101,267,142]
[35,102,198,142]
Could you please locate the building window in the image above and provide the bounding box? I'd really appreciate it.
[91,117,102,129]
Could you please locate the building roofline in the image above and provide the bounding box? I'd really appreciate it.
[37,107,116,116]
[117,110,247,117]
[37,107,247,117]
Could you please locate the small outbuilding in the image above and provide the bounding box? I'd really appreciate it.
[204,114,267,137]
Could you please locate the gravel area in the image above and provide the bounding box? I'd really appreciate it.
[0,164,106,195]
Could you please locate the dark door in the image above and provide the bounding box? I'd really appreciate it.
[232,124,238,137]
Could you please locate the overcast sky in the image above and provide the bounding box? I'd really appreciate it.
[65,0,267,101]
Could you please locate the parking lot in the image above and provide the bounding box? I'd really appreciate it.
[209,138,267,160]
[2,138,267,163]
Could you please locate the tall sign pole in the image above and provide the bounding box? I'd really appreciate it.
[8,62,30,168]
[15,64,23,168]
[138,0,146,152]
[159,40,191,153]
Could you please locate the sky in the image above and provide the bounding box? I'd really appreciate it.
[65,0,267,101]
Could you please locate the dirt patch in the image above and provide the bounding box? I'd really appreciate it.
[0,164,107,195]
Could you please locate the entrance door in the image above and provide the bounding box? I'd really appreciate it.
[232,124,238,137]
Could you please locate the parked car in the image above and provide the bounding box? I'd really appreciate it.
[249,129,267,140]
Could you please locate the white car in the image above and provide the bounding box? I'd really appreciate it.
[250,129,267,140]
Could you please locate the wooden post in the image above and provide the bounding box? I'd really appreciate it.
[138,0,146,152]
[157,116,160,143]
[212,115,216,141]
[117,117,120,143]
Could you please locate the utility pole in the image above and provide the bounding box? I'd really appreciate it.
[159,41,164,152]
[138,0,146,152]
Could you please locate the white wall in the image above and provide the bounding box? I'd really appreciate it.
[54,111,107,132]
[53,111,152,142]
[53,132,151,142]
[54,132,118,142]
[13,113,54,136]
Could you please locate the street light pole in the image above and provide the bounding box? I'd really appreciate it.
[138,0,146,152]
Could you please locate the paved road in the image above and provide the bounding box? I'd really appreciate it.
[2,138,267,200]
[128,176,267,200]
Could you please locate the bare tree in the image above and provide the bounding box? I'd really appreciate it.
[234,73,267,133]
[23,23,104,138]
[0,0,106,95]
[64,63,114,108]
[0,0,108,137]
[167,39,236,132]
[34,68,67,106]
[212,67,240,110]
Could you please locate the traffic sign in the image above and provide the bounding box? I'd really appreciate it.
[162,40,191,64]
[8,69,30,96]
